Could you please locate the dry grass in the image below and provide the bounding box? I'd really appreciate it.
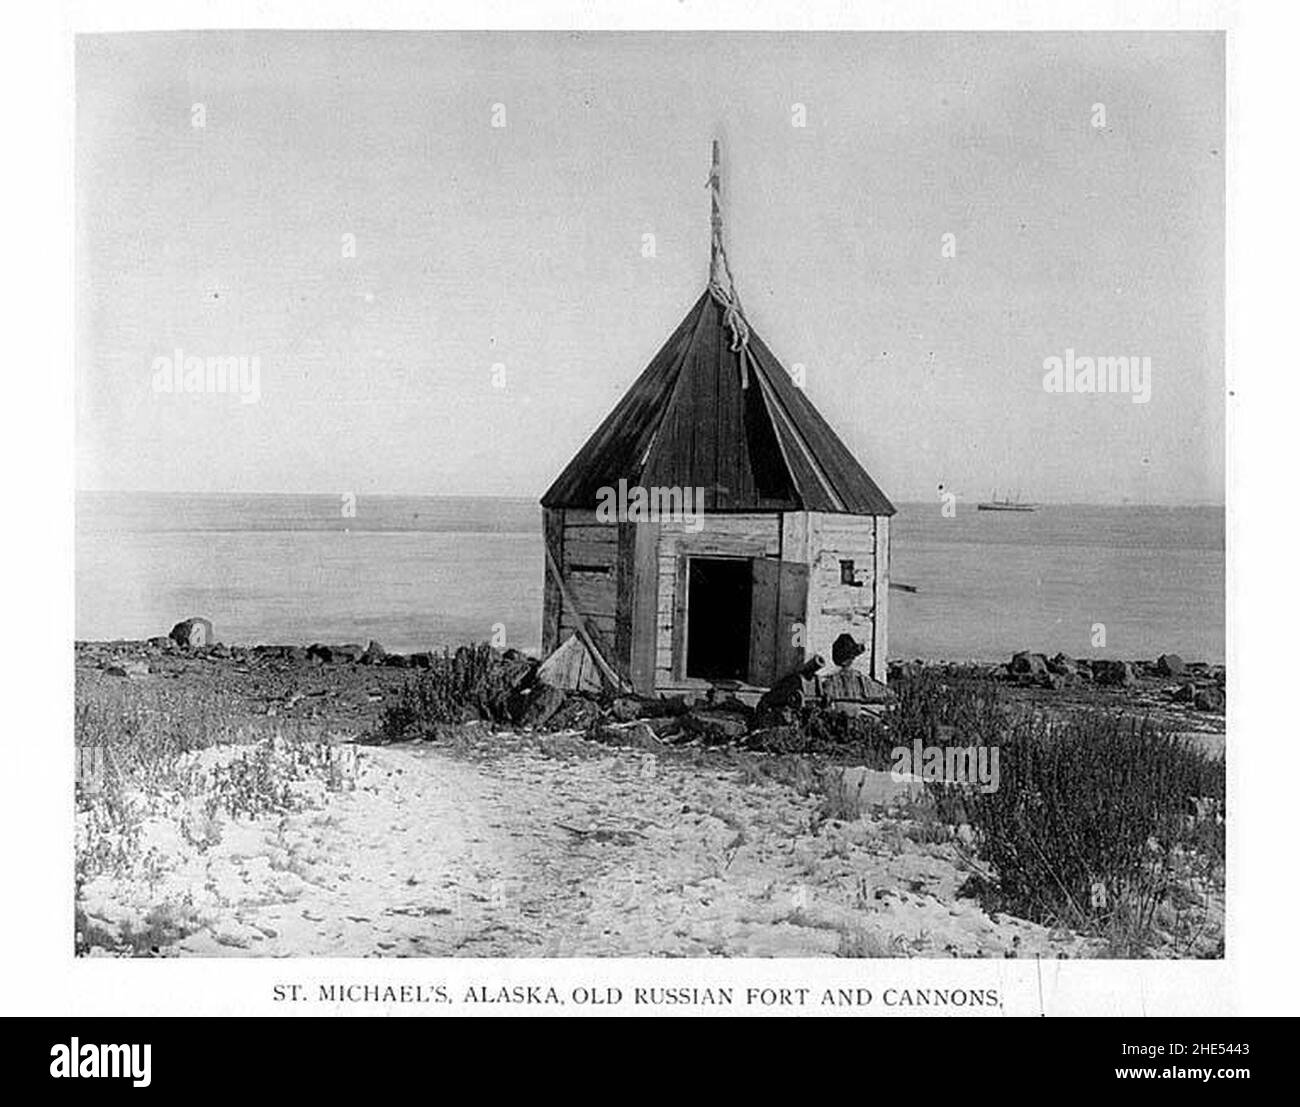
[374,644,516,742]
[75,676,353,954]
[889,673,1226,954]
[734,672,1226,957]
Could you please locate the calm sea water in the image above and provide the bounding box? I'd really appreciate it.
[76,493,1225,663]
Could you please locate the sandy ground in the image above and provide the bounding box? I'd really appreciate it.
[80,734,1117,959]
[74,644,1224,958]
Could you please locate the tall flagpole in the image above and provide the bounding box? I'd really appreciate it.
[706,139,750,386]
[709,138,722,287]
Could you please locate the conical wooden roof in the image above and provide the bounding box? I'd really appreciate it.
[541,290,895,515]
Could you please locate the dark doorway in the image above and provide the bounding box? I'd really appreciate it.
[686,557,752,681]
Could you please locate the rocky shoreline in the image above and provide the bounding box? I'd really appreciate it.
[76,631,1228,748]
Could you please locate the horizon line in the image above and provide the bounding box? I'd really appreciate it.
[75,488,1228,509]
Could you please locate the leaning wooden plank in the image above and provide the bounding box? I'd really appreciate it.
[543,539,632,693]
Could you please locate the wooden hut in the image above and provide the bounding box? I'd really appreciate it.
[540,143,896,697]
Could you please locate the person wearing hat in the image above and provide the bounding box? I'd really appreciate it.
[820,633,892,717]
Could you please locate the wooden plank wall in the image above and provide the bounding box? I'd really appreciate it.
[555,509,620,649]
[871,517,890,683]
[547,507,889,693]
[792,512,889,683]
[541,508,565,655]
[628,522,661,693]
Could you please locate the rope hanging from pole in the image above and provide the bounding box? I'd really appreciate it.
[706,139,751,388]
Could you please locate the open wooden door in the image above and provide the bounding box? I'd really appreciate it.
[748,559,808,687]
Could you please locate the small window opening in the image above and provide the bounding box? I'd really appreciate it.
[840,559,862,587]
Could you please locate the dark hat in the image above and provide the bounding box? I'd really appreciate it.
[831,633,866,666]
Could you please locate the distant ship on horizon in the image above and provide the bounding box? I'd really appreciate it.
[977,490,1038,513]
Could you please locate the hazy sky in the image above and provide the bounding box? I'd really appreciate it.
[77,31,1223,504]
